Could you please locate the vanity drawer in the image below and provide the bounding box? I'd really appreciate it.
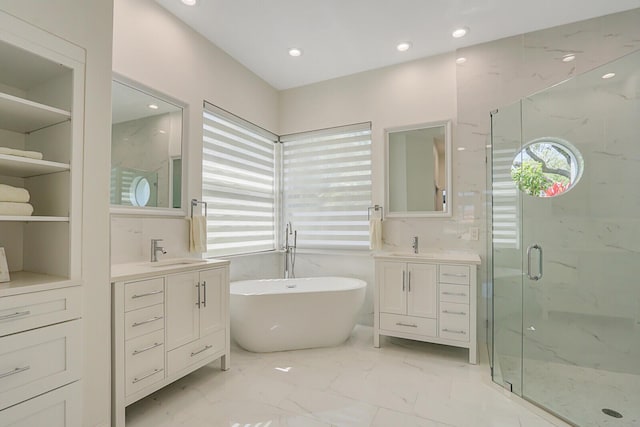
[0,320,81,411]
[125,304,164,340]
[0,381,81,427]
[439,264,470,285]
[125,330,165,397]
[167,330,225,376]
[379,313,437,337]
[0,286,81,337]
[439,283,469,304]
[439,302,469,342]
[124,278,165,312]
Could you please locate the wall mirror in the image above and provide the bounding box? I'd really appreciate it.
[110,78,185,214]
[385,120,452,217]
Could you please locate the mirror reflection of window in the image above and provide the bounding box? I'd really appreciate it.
[110,80,183,210]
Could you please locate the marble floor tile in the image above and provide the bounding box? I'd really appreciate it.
[126,325,562,427]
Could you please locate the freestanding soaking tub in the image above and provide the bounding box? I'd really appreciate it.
[230,277,366,352]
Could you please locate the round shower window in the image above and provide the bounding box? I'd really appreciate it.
[511,137,583,198]
[129,176,151,207]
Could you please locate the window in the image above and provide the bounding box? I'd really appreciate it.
[281,123,372,250]
[202,103,277,256]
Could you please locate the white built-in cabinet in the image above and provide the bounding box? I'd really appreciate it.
[0,11,85,427]
[374,253,480,364]
[111,261,230,427]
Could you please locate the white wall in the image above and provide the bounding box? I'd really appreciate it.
[111,0,279,264]
[0,1,114,426]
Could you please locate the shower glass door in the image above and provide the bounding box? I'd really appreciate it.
[493,49,640,426]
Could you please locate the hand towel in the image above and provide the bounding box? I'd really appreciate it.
[0,202,34,216]
[0,184,30,203]
[369,218,382,250]
[189,215,207,253]
[0,147,43,160]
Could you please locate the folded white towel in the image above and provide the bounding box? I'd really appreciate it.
[0,184,30,203]
[189,215,207,253]
[369,218,382,250]
[0,147,43,160]
[0,202,34,216]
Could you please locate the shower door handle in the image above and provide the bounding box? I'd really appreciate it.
[527,244,543,281]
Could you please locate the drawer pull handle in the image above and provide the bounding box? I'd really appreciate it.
[131,290,163,299]
[132,368,163,384]
[0,310,31,321]
[132,316,163,327]
[132,342,163,356]
[0,365,30,379]
[442,291,467,297]
[442,273,467,278]
[190,344,213,357]
[443,310,467,316]
[442,328,466,335]
[396,322,418,328]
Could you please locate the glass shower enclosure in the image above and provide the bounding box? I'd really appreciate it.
[490,50,640,426]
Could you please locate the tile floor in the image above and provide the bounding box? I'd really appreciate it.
[126,326,563,427]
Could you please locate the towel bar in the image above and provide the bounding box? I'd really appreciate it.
[191,199,208,218]
[367,205,384,221]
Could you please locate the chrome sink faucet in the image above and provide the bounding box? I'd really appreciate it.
[150,239,167,262]
[411,236,419,254]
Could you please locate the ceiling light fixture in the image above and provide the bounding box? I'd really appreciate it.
[452,28,468,38]
[288,48,302,57]
[181,0,197,5]
[148,104,159,110]
[602,72,616,79]
[562,54,576,62]
[456,57,467,64]
[396,42,412,52]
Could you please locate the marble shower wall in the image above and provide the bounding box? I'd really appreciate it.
[457,8,640,350]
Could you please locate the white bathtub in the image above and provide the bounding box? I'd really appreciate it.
[230,277,366,352]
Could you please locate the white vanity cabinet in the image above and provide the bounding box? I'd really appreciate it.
[111,260,230,427]
[0,12,85,427]
[374,253,480,364]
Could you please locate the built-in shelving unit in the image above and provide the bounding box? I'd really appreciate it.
[0,10,85,426]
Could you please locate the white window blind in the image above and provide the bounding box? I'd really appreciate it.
[281,123,372,250]
[492,146,520,249]
[202,102,277,256]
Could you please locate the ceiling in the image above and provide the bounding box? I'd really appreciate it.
[155,0,640,90]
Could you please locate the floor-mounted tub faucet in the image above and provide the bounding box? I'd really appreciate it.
[284,222,297,278]
[412,236,419,254]
[150,238,167,262]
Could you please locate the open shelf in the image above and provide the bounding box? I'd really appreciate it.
[0,91,70,133]
[0,216,69,222]
[0,270,76,297]
[0,154,70,177]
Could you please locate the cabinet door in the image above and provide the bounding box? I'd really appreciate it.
[166,272,199,350]
[378,261,406,314]
[407,263,437,318]
[198,268,226,337]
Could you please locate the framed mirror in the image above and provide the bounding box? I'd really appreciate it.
[385,120,452,217]
[110,77,185,214]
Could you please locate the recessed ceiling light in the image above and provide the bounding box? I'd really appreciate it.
[452,28,468,38]
[288,48,302,57]
[457,147,466,151]
[456,57,467,64]
[396,42,412,52]
[562,54,576,62]
[602,72,616,79]
[148,104,159,110]
[181,0,196,5]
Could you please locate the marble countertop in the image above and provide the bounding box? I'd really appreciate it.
[111,258,230,282]
[373,251,481,264]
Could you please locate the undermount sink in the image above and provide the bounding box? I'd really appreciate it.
[148,258,207,267]
[388,252,438,258]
